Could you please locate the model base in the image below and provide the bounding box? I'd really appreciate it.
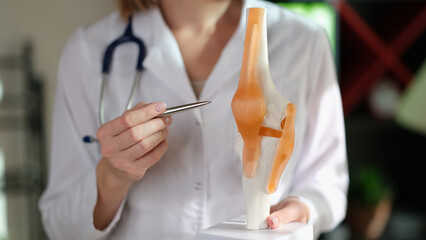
[197,216,313,240]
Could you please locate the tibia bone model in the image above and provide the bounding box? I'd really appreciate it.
[231,8,296,230]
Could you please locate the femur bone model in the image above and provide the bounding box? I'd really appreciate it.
[232,8,296,230]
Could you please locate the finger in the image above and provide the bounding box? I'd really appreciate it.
[114,116,172,151]
[267,209,294,229]
[96,102,147,141]
[133,138,168,170]
[267,198,308,229]
[102,102,167,137]
[270,200,287,213]
[270,205,278,213]
[131,102,148,110]
[121,128,169,161]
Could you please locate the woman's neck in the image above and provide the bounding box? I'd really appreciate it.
[159,0,238,32]
[158,0,242,82]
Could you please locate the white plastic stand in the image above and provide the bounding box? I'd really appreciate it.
[197,216,313,240]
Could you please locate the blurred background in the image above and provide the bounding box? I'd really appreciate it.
[0,0,425,239]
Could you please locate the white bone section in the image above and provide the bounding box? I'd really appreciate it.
[235,8,290,230]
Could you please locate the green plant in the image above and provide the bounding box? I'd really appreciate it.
[348,164,392,205]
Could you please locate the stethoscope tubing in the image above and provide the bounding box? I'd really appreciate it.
[99,71,142,125]
[84,15,146,143]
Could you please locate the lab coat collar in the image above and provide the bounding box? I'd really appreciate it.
[133,0,250,109]
[134,8,197,106]
[200,1,247,101]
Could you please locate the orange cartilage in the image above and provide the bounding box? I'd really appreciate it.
[267,103,296,193]
[231,9,266,178]
[259,118,286,138]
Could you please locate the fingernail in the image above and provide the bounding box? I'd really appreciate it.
[270,216,279,227]
[163,116,172,124]
[155,102,166,112]
[267,218,273,228]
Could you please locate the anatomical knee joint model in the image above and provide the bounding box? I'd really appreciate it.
[231,8,296,230]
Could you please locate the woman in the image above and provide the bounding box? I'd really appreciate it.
[39,0,348,239]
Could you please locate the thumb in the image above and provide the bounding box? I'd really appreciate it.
[267,208,295,229]
[267,197,309,229]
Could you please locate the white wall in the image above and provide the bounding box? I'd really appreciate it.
[0,0,116,158]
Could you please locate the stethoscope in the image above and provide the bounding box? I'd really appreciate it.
[83,15,145,143]
[83,16,210,143]
[100,15,146,125]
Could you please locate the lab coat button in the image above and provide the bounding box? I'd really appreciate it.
[195,181,202,190]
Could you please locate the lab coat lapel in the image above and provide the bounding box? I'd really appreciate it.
[138,8,197,105]
[199,1,247,100]
[133,4,247,119]
[200,27,244,100]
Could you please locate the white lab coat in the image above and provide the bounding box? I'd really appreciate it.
[39,0,348,239]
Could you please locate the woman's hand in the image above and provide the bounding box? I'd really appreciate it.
[267,197,310,229]
[94,102,172,230]
[97,102,172,187]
